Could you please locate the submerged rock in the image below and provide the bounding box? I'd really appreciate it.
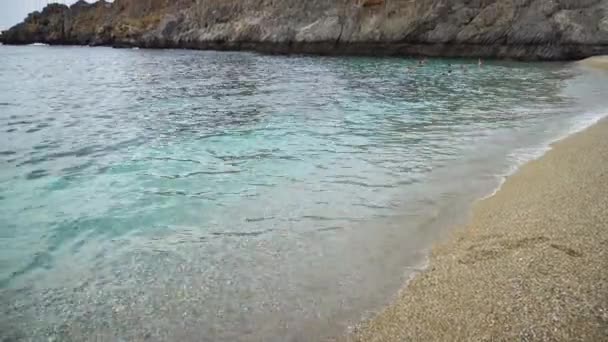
[1,0,607,60]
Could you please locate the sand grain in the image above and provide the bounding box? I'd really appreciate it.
[352,118,608,341]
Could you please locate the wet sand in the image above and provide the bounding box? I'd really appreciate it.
[351,116,608,340]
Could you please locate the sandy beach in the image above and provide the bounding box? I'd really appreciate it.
[578,56,608,70]
[351,110,608,338]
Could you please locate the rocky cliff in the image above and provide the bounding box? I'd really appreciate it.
[1,0,608,60]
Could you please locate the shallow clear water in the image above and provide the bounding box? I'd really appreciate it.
[1,46,607,341]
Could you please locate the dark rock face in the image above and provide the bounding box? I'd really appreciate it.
[1,0,607,60]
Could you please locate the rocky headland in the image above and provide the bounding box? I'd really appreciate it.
[1,0,608,60]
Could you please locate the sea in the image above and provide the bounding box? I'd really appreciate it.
[1,45,607,341]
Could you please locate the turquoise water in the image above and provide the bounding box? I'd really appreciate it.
[1,46,607,341]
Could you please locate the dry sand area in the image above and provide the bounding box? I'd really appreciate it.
[351,113,608,339]
[578,56,608,70]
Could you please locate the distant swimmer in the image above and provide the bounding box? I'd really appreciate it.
[478,58,484,67]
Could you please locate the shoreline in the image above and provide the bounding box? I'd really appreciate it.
[0,40,608,62]
[350,93,608,340]
[3,41,608,63]
[578,56,608,70]
[1,40,607,62]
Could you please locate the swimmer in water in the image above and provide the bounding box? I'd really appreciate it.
[478,58,483,67]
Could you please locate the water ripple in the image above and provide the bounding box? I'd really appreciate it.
[2,46,605,341]
[150,169,243,179]
[25,169,49,180]
[211,229,274,237]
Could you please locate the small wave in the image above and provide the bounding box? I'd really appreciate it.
[298,215,362,222]
[25,126,47,133]
[61,161,95,174]
[17,146,101,166]
[147,157,202,164]
[145,189,189,196]
[33,142,61,153]
[2,251,54,287]
[245,216,275,222]
[7,120,34,126]
[144,189,213,198]
[210,229,273,237]
[481,110,608,201]
[25,169,49,180]
[316,226,344,233]
[196,132,230,140]
[154,169,243,179]
[209,150,298,162]
[331,174,369,180]
[248,182,276,187]
[326,179,395,188]
[354,202,392,210]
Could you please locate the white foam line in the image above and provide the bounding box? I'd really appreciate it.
[480,111,608,201]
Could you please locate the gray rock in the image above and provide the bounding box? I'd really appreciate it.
[1,0,607,60]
